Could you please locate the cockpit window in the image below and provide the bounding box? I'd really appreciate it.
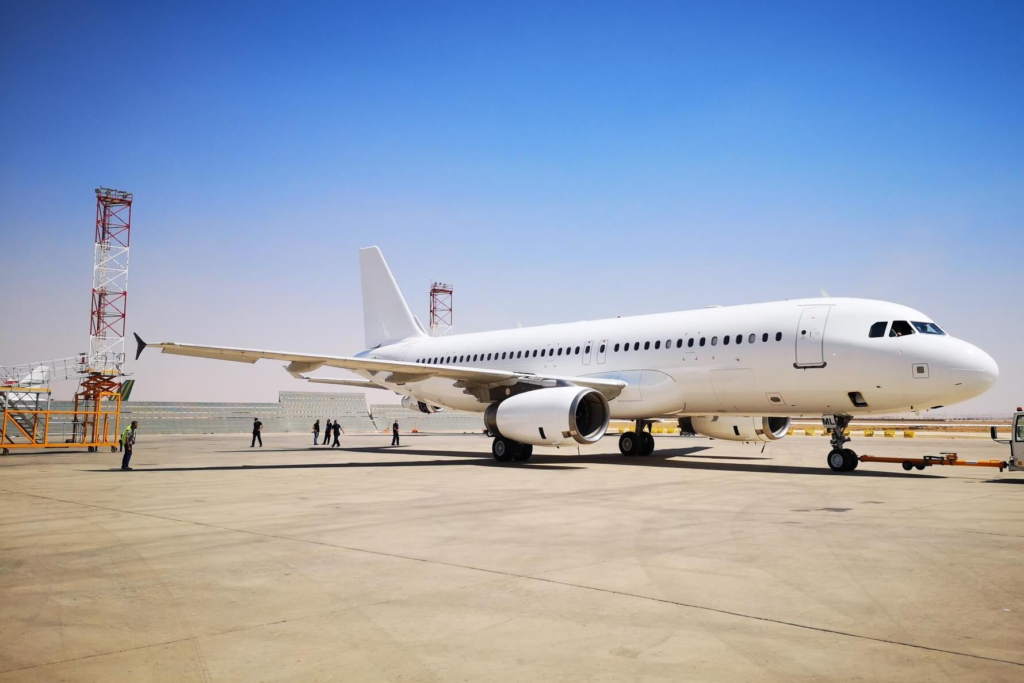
[868,321,887,338]
[912,321,945,335]
[889,320,914,337]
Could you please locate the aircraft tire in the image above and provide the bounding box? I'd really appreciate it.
[513,444,533,462]
[842,448,859,471]
[827,449,846,472]
[619,432,639,456]
[639,431,655,456]
[492,437,514,462]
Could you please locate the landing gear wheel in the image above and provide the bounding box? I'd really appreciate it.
[513,444,533,462]
[492,437,514,462]
[842,448,859,471]
[827,449,847,472]
[638,431,655,456]
[619,432,639,456]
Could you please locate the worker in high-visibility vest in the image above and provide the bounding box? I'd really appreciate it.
[120,421,138,471]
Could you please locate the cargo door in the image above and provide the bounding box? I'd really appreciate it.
[795,306,830,368]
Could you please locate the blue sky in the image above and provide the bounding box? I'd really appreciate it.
[1,1,1021,414]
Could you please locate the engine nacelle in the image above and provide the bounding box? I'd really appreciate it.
[680,416,791,442]
[484,386,610,446]
[401,396,443,414]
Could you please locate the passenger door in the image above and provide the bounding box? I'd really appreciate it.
[795,306,830,368]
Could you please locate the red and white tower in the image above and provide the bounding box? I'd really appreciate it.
[88,187,132,372]
[429,282,453,337]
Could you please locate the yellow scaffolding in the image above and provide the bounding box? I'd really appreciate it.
[1,387,121,455]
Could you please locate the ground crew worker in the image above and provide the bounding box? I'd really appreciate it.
[313,419,320,445]
[121,421,138,470]
[392,420,400,446]
[332,420,341,447]
[323,419,332,446]
[251,418,263,448]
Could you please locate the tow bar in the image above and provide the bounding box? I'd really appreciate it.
[859,453,1010,472]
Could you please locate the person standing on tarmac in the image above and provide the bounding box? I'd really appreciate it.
[323,419,332,446]
[392,420,400,446]
[332,420,342,448]
[120,421,138,470]
[312,419,320,445]
[251,418,263,448]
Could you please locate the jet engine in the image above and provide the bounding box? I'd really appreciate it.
[680,416,791,442]
[401,396,443,414]
[484,386,610,446]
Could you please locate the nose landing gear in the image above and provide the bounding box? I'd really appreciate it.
[825,415,859,472]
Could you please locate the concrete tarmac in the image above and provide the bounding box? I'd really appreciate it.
[1,433,1022,682]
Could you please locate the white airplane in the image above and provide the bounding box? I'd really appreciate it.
[136,247,998,471]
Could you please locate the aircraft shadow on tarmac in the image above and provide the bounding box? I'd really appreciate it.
[84,444,944,478]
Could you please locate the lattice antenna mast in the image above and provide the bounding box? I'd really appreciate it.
[88,187,133,373]
[429,282,453,337]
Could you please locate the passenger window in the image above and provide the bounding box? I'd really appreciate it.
[516,351,522,358]
[532,350,537,357]
[487,353,492,360]
[889,320,914,337]
[557,348,563,356]
[599,344,605,353]
[869,321,887,338]
[614,343,620,352]
[762,333,768,342]
[723,335,730,345]
[655,340,661,350]
[711,336,718,346]
[736,335,742,345]
[585,345,591,354]
[575,346,580,354]
[676,339,682,348]
[473,354,478,361]
[634,342,640,351]
[700,337,706,347]
[644,341,650,350]
[912,321,945,335]
[688,338,694,348]
[775,332,782,341]
[748,333,754,343]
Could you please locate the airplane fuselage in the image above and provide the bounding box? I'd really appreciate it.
[357,297,998,419]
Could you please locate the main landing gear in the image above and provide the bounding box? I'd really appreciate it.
[826,415,859,472]
[491,436,533,463]
[619,419,655,457]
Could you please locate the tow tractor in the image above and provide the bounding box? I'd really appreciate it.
[856,408,1024,473]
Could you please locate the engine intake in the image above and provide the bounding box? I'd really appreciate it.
[484,386,610,446]
[680,416,791,442]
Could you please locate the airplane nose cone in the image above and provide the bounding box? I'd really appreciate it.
[951,344,999,398]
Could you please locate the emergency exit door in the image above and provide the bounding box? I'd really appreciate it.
[795,306,830,368]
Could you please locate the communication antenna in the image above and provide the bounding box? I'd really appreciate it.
[429,282,453,337]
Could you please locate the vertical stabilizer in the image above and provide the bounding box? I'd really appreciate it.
[360,247,425,348]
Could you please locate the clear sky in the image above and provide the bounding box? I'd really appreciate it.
[1,0,1021,416]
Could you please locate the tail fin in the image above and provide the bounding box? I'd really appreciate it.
[360,247,425,348]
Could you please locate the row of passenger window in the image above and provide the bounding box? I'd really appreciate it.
[612,331,783,352]
[414,331,785,366]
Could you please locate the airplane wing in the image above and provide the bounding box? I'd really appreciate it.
[134,334,626,400]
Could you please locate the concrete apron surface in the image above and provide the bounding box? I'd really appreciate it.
[1,433,1022,682]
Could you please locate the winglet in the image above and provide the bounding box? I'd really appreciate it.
[134,333,147,360]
